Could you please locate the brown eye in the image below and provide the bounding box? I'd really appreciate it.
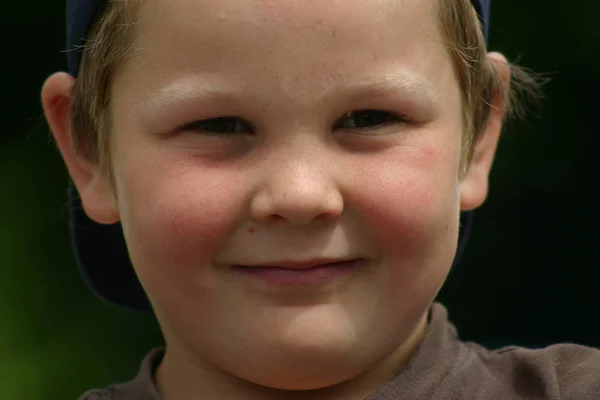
[186,117,251,134]
[337,110,404,129]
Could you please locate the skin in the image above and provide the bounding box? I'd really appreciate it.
[42,0,509,398]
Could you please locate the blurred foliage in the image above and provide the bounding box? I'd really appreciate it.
[1,0,599,399]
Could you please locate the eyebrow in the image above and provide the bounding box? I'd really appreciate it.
[137,78,231,117]
[138,70,440,117]
[336,70,441,106]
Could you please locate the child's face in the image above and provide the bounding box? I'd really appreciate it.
[61,0,500,392]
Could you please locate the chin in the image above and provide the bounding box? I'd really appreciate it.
[223,337,381,392]
[241,362,362,392]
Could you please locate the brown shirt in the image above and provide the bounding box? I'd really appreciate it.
[77,303,600,399]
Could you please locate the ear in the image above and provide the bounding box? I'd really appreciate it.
[459,52,511,211]
[41,72,120,224]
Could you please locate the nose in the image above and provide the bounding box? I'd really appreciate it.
[250,156,344,225]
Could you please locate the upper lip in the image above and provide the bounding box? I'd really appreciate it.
[235,258,361,270]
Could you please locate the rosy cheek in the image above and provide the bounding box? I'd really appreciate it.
[351,142,459,267]
[360,173,437,243]
[118,164,246,285]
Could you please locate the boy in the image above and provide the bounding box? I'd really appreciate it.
[41,0,600,399]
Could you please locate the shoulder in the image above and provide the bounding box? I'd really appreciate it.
[74,379,153,400]
[465,341,600,399]
[415,304,600,399]
[75,347,165,400]
[76,384,138,400]
[485,341,600,376]
[76,388,114,400]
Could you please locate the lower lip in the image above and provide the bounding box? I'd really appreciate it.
[231,259,363,287]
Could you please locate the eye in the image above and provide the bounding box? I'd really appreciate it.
[184,117,251,135]
[336,110,407,130]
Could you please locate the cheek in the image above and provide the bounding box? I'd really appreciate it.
[350,141,460,288]
[115,158,247,298]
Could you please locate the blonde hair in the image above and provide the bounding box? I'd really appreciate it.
[69,0,541,193]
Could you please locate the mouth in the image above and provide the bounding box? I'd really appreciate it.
[230,258,365,287]
[241,258,362,270]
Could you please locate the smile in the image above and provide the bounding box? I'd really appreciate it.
[230,259,364,286]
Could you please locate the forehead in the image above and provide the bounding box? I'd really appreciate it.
[119,0,450,103]
[136,0,439,34]
[139,0,439,29]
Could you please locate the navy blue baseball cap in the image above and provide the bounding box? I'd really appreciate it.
[65,0,490,312]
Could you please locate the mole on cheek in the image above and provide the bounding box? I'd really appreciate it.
[248,227,256,234]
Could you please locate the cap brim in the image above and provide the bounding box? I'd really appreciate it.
[69,179,152,312]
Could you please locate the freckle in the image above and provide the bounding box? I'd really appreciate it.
[332,27,336,37]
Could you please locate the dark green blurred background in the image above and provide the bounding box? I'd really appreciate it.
[1,1,599,399]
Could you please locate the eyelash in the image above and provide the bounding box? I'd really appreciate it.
[182,110,409,136]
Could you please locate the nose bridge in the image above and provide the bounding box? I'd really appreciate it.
[272,136,324,179]
[274,148,328,198]
[250,138,344,225]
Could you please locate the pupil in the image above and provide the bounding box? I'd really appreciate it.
[352,111,390,127]
[202,118,239,133]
